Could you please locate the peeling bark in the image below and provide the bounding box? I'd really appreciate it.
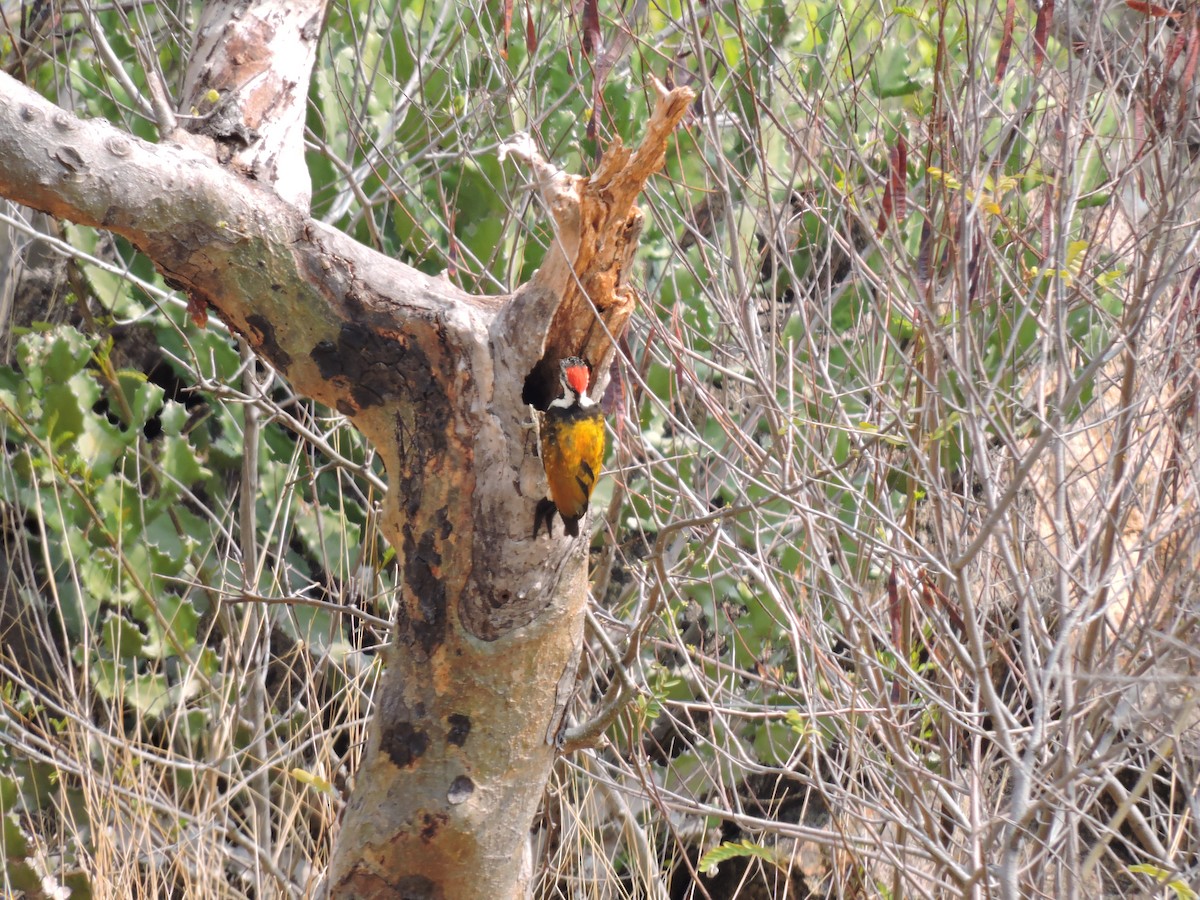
[180,1,327,210]
[0,61,692,897]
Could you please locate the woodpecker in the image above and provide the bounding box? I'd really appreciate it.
[534,356,605,538]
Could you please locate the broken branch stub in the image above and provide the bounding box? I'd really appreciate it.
[499,81,695,408]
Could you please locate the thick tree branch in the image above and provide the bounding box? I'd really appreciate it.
[0,69,485,446]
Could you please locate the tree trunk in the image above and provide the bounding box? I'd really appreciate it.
[0,25,692,894]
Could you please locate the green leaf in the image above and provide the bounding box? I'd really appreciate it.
[66,224,137,315]
[124,671,185,717]
[0,773,19,811]
[158,399,190,436]
[291,767,335,794]
[785,708,814,736]
[142,512,190,576]
[91,658,193,718]
[135,592,198,658]
[160,434,207,486]
[178,709,212,746]
[78,403,130,479]
[42,380,89,449]
[89,657,122,703]
[293,504,359,573]
[698,839,785,875]
[0,365,20,413]
[126,375,165,430]
[24,327,97,385]
[77,553,117,611]
[2,811,30,863]
[102,612,146,658]
[870,59,922,98]
[1128,864,1198,899]
[94,478,134,543]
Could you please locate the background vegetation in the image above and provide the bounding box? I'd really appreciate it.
[2,0,1198,897]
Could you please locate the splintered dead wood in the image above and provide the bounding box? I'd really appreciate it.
[503,81,694,376]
